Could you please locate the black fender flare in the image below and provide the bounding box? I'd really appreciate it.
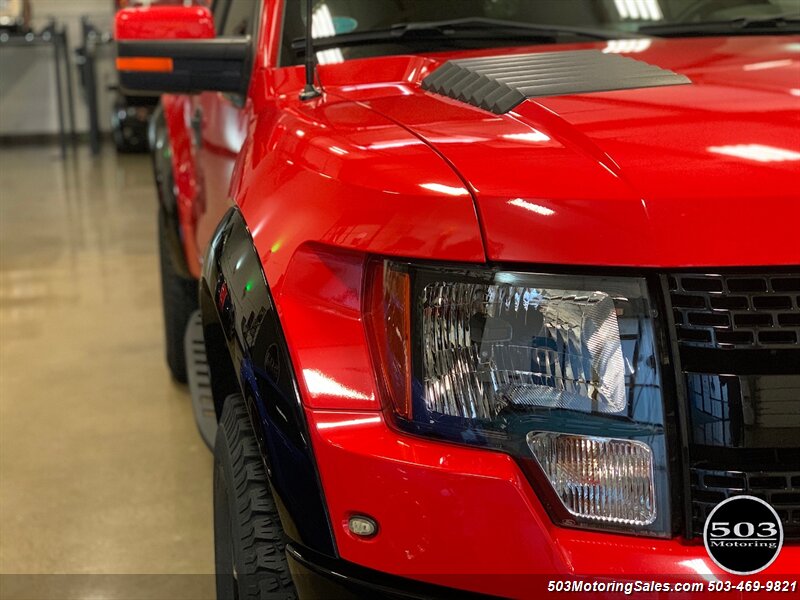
[199,207,337,557]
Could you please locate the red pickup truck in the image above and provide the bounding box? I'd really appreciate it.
[116,1,800,597]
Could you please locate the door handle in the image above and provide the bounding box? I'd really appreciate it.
[191,107,203,148]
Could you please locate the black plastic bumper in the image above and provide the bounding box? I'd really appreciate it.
[286,543,504,600]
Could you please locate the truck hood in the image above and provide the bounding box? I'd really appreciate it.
[325,36,800,268]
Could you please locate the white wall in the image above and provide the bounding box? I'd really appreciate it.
[0,0,117,136]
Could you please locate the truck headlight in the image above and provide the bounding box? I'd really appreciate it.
[367,261,671,536]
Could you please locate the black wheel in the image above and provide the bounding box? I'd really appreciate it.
[158,207,198,383]
[111,121,130,153]
[214,395,297,600]
[111,106,149,153]
[112,122,148,153]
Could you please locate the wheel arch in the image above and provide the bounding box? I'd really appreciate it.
[199,206,337,558]
[199,281,239,420]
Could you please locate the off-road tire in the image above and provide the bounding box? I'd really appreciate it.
[214,394,297,600]
[158,207,197,383]
[112,122,148,153]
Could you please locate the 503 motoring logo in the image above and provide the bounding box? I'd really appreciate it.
[703,495,784,575]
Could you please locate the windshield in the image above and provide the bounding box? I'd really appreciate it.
[281,0,800,65]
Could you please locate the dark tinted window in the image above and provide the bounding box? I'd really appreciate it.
[222,0,257,36]
[282,0,799,65]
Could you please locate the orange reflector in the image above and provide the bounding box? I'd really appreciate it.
[116,57,173,72]
[367,261,413,420]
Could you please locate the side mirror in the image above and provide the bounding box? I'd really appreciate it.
[115,6,251,96]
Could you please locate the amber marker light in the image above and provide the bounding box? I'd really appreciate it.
[365,261,413,420]
[116,57,174,72]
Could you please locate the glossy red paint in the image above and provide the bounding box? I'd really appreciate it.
[161,94,203,277]
[160,91,250,279]
[114,5,214,41]
[304,36,800,268]
[235,89,486,284]
[193,91,251,263]
[278,244,379,410]
[306,409,800,598]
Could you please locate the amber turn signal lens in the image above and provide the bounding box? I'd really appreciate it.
[367,261,412,419]
[116,57,174,73]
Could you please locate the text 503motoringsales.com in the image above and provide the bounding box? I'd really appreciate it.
[547,580,799,594]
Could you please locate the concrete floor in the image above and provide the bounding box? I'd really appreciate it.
[0,144,214,598]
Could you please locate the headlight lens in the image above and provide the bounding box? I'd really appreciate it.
[367,261,671,536]
[422,280,627,417]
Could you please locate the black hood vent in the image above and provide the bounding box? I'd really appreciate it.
[421,49,691,114]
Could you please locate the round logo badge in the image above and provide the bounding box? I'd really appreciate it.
[703,495,784,575]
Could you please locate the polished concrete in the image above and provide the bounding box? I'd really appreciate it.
[0,143,214,596]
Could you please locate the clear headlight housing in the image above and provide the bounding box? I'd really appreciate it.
[367,261,671,536]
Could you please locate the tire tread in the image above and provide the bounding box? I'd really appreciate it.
[218,396,296,599]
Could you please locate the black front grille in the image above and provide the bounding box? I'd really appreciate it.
[669,272,800,540]
[669,273,800,349]
[691,468,800,540]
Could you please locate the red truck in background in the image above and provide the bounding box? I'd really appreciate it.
[116,1,799,597]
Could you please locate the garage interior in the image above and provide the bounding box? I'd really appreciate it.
[0,148,215,597]
[1,2,215,592]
